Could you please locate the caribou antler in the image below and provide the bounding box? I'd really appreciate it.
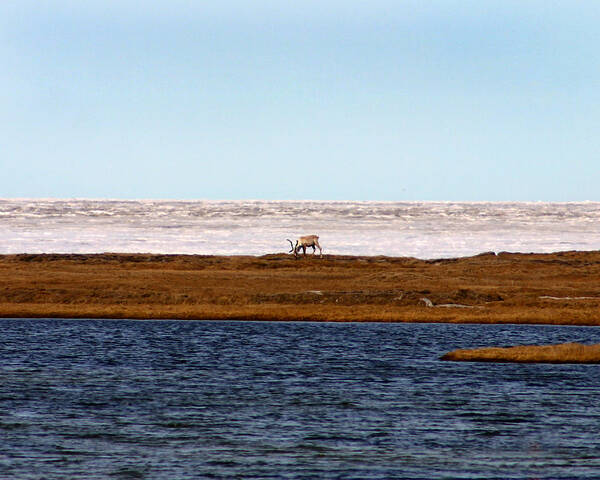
[286,239,295,254]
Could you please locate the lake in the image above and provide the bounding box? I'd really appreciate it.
[2,319,600,479]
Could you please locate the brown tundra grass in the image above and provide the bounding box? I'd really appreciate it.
[441,343,600,363]
[0,250,600,324]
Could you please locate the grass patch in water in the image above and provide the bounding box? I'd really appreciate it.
[441,342,600,363]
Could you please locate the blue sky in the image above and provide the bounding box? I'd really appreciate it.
[2,1,599,201]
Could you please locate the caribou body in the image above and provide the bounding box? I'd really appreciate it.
[287,235,323,258]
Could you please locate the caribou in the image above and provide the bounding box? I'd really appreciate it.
[287,235,323,258]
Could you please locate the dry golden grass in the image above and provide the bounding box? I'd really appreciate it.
[0,250,599,323]
[441,343,600,363]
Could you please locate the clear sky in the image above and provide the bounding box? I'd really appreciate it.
[2,1,599,201]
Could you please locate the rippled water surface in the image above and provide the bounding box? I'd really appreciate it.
[2,319,600,479]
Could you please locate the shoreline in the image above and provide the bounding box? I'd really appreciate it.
[0,250,599,324]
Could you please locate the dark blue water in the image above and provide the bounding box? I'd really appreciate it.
[2,319,600,479]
